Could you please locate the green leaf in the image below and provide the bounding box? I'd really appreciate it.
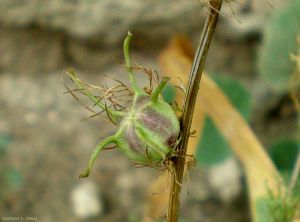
[214,75,251,119]
[269,139,299,175]
[196,75,251,166]
[196,118,233,165]
[258,1,300,91]
[162,83,176,104]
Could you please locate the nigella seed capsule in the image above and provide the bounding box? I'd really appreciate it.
[67,32,180,178]
[116,94,180,164]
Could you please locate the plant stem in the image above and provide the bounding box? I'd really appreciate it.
[289,150,300,191]
[167,1,223,221]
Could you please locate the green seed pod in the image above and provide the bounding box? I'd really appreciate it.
[67,32,180,178]
[116,92,180,164]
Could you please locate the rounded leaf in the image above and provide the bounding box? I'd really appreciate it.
[162,84,176,104]
[269,139,299,173]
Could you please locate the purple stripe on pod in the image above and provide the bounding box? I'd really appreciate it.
[137,108,172,137]
[125,124,145,155]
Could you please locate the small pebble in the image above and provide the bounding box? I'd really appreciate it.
[70,180,103,219]
[208,158,242,202]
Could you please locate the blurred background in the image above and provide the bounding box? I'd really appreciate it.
[0,0,299,221]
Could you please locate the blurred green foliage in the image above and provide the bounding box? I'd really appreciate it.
[196,75,251,166]
[256,193,299,222]
[196,118,233,165]
[258,0,300,91]
[257,2,300,220]
[269,140,299,173]
[255,183,300,222]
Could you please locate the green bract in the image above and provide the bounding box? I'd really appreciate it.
[67,32,180,178]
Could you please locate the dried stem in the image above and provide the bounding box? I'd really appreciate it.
[167,0,223,221]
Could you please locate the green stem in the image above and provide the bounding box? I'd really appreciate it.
[151,76,170,103]
[79,136,116,178]
[123,32,145,95]
[289,150,300,191]
[167,1,223,221]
